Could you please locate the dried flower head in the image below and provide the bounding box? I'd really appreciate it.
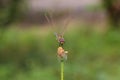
[57,47,68,61]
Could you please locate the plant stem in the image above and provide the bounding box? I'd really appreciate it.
[61,61,64,80]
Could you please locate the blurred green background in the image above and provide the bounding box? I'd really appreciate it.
[0,0,120,80]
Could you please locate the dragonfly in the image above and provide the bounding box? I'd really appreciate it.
[54,32,65,46]
[55,33,68,61]
[44,11,71,61]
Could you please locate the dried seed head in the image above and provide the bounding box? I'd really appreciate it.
[57,47,68,61]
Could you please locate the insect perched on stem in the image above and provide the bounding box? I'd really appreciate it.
[44,11,70,62]
[55,33,68,61]
[44,11,72,80]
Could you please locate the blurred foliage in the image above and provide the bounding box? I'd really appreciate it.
[0,0,120,28]
[0,26,120,80]
[0,0,23,27]
[102,0,120,28]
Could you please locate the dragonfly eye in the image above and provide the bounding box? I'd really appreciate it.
[59,38,65,43]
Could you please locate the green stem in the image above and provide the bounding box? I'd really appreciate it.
[61,61,64,80]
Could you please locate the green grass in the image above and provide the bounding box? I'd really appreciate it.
[0,26,120,80]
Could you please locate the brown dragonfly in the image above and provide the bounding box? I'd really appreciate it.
[54,32,65,46]
[44,11,71,61]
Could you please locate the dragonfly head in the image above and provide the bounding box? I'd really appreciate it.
[55,33,65,46]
